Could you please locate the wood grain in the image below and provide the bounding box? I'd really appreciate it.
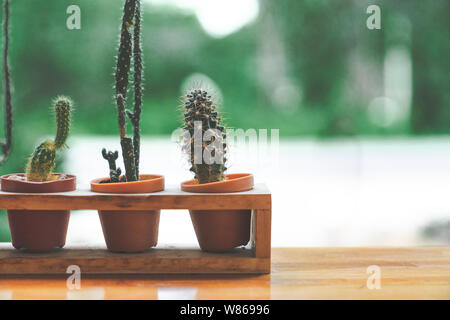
[0,184,271,210]
[270,247,450,299]
[0,247,448,299]
[253,209,271,261]
[0,244,269,275]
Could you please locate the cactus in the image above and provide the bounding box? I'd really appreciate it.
[130,0,142,178]
[181,88,227,184]
[54,97,72,149]
[25,141,57,182]
[102,148,122,183]
[25,97,72,182]
[0,0,12,166]
[103,0,143,183]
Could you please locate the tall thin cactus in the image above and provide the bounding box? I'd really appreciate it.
[0,0,12,166]
[103,0,143,183]
[130,0,142,178]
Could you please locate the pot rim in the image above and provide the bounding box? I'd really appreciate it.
[91,174,165,194]
[181,173,254,193]
[1,173,76,185]
[1,173,76,193]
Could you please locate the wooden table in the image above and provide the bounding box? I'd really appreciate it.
[0,247,448,299]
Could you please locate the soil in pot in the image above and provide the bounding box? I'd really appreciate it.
[91,174,164,253]
[181,173,254,252]
[1,173,76,252]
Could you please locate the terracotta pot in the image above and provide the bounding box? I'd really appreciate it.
[181,173,254,252]
[91,174,164,253]
[0,173,76,252]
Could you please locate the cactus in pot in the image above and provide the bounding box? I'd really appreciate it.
[180,86,254,252]
[0,95,75,252]
[0,2,76,252]
[26,96,72,182]
[90,0,164,253]
[181,88,227,184]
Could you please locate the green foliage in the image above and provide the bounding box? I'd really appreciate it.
[0,0,447,159]
[182,88,227,184]
[26,96,72,182]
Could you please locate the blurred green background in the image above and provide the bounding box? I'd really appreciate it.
[0,0,449,241]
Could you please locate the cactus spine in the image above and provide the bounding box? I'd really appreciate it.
[104,0,142,183]
[0,0,12,166]
[182,88,227,184]
[26,97,72,182]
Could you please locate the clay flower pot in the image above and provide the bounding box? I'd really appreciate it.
[181,173,254,252]
[91,174,164,253]
[0,173,76,252]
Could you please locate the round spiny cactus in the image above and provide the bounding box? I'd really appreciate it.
[26,96,73,182]
[26,141,57,182]
[182,88,227,184]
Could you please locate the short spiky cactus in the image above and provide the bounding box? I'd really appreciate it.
[26,97,72,182]
[182,88,227,184]
[102,148,122,183]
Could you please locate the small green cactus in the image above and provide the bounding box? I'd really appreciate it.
[102,148,122,182]
[25,96,73,182]
[54,96,72,149]
[182,88,227,184]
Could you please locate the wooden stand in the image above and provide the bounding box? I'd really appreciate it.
[0,184,271,275]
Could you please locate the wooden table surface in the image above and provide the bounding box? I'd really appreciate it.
[0,247,449,300]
